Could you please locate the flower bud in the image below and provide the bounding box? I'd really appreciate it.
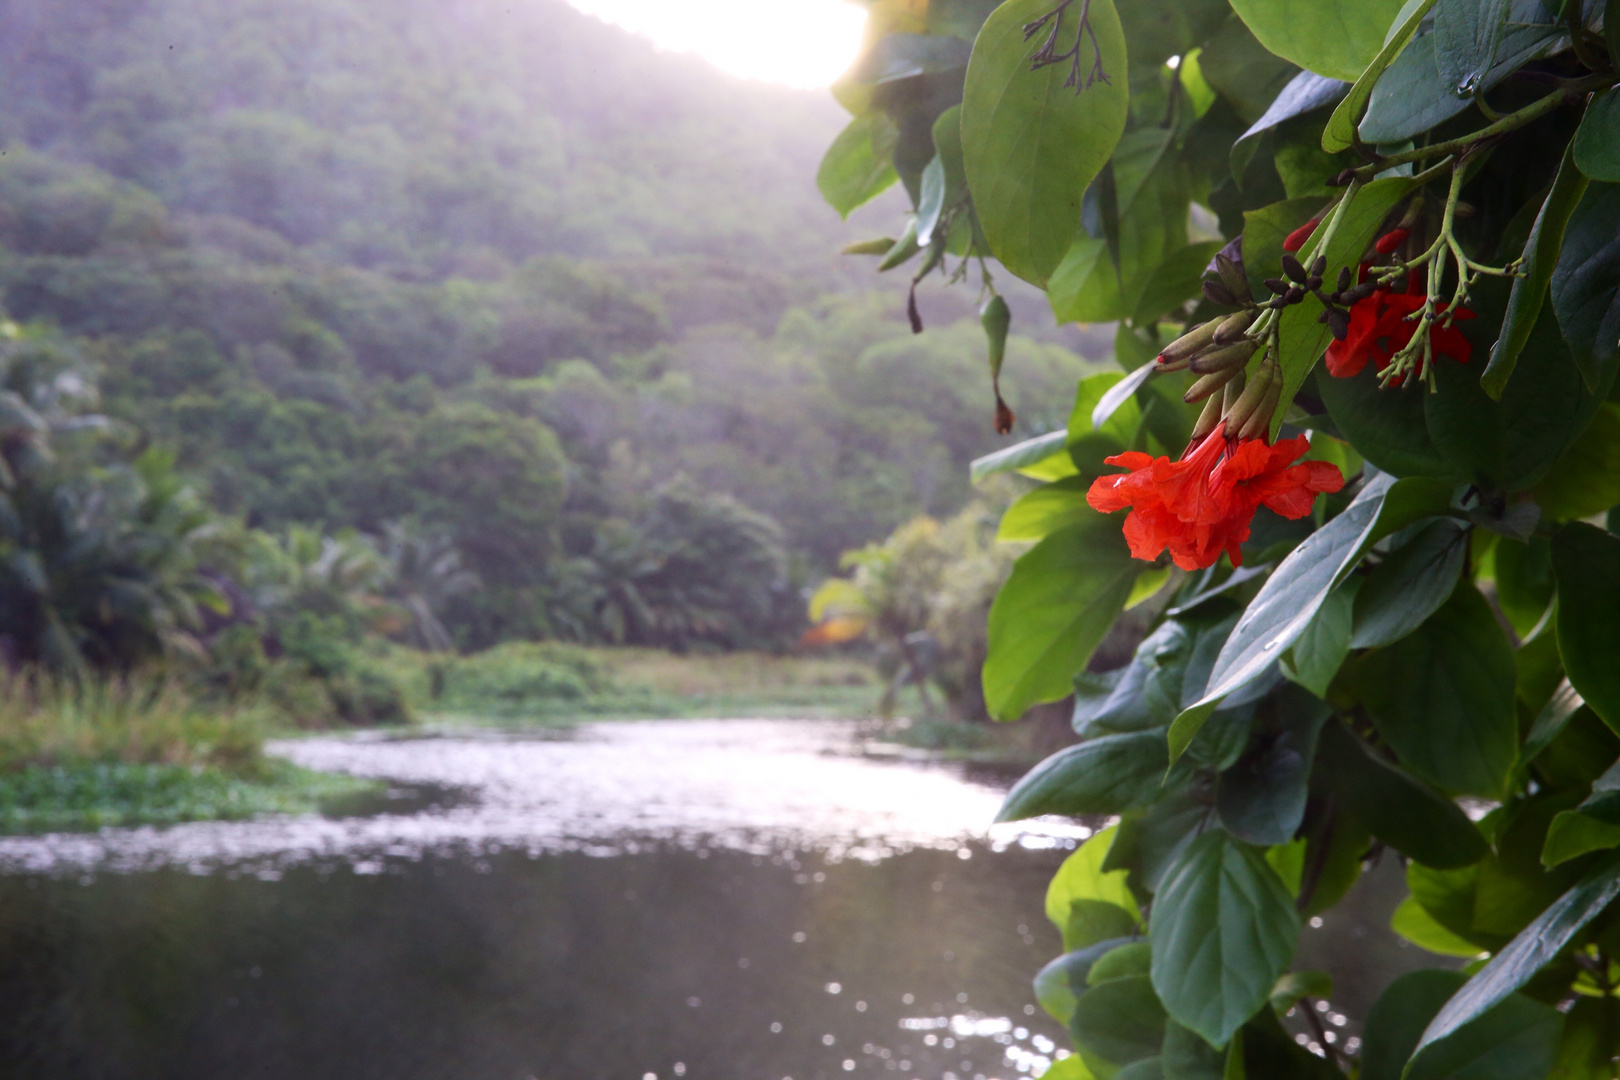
[1265,277,1289,296]
[1159,320,1220,363]
[1190,388,1225,441]
[1215,252,1251,303]
[1212,310,1255,346]
[1221,361,1276,432]
[1202,279,1238,307]
[1337,267,1352,292]
[1281,253,1308,284]
[1320,307,1350,341]
[1310,254,1327,278]
[1190,339,1258,375]
[1184,364,1245,403]
[1238,377,1285,441]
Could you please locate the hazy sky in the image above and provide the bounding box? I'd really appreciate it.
[563,0,867,88]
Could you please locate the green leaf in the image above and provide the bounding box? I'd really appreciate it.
[932,104,970,204]
[1047,826,1143,938]
[1552,522,1620,733]
[1149,830,1300,1049]
[1038,1056,1098,1080]
[1215,686,1328,846]
[961,0,1129,286]
[1316,363,1456,478]
[1090,941,1154,985]
[1268,971,1333,1015]
[971,430,1070,481]
[1534,402,1620,520]
[1229,0,1411,82]
[1609,0,1620,80]
[1132,242,1224,327]
[1281,581,1355,696]
[1541,810,1620,868]
[1240,198,1325,301]
[1391,895,1485,957]
[1574,89,1620,183]
[817,115,900,217]
[997,730,1174,821]
[985,511,1139,719]
[1432,0,1509,105]
[1198,14,1299,123]
[1547,997,1620,1080]
[915,156,949,248]
[1271,177,1419,436]
[1234,72,1349,176]
[1116,0,1231,67]
[1169,473,1453,761]
[1484,145,1590,396]
[1321,0,1439,152]
[999,476,1092,541]
[1162,1021,1226,1080]
[1414,854,1620,1060]
[1365,969,1564,1080]
[1353,583,1518,797]
[1073,974,1168,1068]
[1551,181,1620,391]
[1037,938,1138,1023]
[1314,719,1489,868]
[1067,899,1146,953]
[1350,518,1468,648]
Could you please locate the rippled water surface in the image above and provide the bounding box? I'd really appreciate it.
[0,720,1431,1078]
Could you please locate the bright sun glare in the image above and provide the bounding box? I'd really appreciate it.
[563,0,868,89]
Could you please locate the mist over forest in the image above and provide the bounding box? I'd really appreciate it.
[0,0,1099,651]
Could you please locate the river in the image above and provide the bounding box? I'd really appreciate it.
[0,720,1433,1078]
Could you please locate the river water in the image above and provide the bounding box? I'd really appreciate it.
[0,720,1433,1079]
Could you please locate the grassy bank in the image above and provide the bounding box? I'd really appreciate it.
[0,675,376,832]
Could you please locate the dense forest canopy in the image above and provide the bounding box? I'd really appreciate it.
[0,0,1100,648]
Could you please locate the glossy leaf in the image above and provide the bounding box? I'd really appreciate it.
[1132,241,1224,327]
[1281,582,1355,696]
[1316,363,1455,478]
[961,0,1129,286]
[1432,0,1510,105]
[1351,518,1468,647]
[1553,522,1620,733]
[1228,0,1410,81]
[1574,90,1620,183]
[1314,719,1489,868]
[1364,969,1563,1080]
[997,730,1173,821]
[1484,145,1589,395]
[1550,181,1620,391]
[1149,830,1300,1049]
[1235,72,1348,167]
[817,115,900,217]
[914,156,949,248]
[1414,854,1620,1059]
[1354,583,1517,797]
[984,512,1138,719]
[1215,686,1328,846]
[970,430,1070,481]
[1322,0,1439,152]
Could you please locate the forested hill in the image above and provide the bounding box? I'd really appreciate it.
[0,0,1096,648]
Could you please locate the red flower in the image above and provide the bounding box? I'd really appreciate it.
[1086,427,1345,571]
[1283,217,1322,253]
[1325,272,1473,382]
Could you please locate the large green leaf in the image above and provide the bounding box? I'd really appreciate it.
[1149,830,1299,1049]
[1484,145,1590,396]
[1553,522,1620,733]
[1240,197,1324,301]
[1281,581,1355,696]
[971,430,1071,481]
[998,476,1093,541]
[1271,177,1418,437]
[961,0,1129,286]
[1364,970,1564,1080]
[1316,363,1456,478]
[1573,89,1620,183]
[1314,719,1489,868]
[1036,938,1138,1024]
[1169,473,1454,761]
[1350,518,1468,648]
[1215,686,1327,845]
[1116,0,1231,67]
[1047,826,1143,941]
[984,511,1138,719]
[1413,855,1620,1060]
[1432,0,1510,106]
[1322,0,1439,152]
[1228,0,1410,81]
[1550,181,1620,391]
[1353,583,1518,797]
[1072,974,1168,1067]
[1534,402,1620,520]
[816,115,900,218]
[997,730,1174,821]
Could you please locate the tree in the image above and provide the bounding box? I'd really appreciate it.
[824,0,1620,1075]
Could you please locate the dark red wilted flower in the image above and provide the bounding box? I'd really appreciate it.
[1325,272,1473,383]
[1086,427,1344,571]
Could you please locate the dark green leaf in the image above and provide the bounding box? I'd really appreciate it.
[1553,522,1620,733]
[1365,969,1564,1080]
[1240,197,1325,301]
[1354,583,1517,797]
[997,730,1173,821]
[1198,15,1299,123]
[1574,90,1620,183]
[1111,1057,1166,1080]
[1072,974,1167,1066]
[1351,518,1468,647]
[1316,363,1456,478]
[1090,941,1154,984]
[1216,685,1328,846]
[1535,402,1620,520]
[1432,0,1510,107]
[1541,809,1620,868]
[1547,997,1620,1080]
[1517,680,1587,780]
[961,0,1129,286]
[1162,1020,1226,1080]
[1496,535,1557,638]
[1414,854,1620,1060]
[1109,793,1217,894]
[1315,720,1488,867]
[1234,72,1348,173]
[1485,145,1590,396]
[1282,580,1355,695]
[1550,182,1620,391]
[1228,0,1411,81]
[1149,830,1300,1049]
[1609,0,1620,78]
[1573,758,1620,825]
[1170,473,1454,761]
[817,115,900,217]
[1132,241,1224,327]
[1321,0,1439,152]
[984,512,1139,719]
[1269,970,1334,1015]
[1036,938,1137,1023]
[1116,0,1231,67]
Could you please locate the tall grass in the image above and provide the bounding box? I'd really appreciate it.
[0,672,265,773]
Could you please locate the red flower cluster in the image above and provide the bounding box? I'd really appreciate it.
[1325,271,1473,382]
[1087,428,1345,571]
